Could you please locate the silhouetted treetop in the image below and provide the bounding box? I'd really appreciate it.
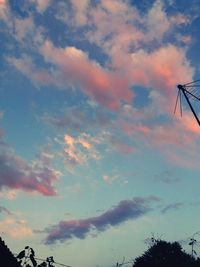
[133,240,200,267]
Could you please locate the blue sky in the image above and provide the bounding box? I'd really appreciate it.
[1,0,200,266]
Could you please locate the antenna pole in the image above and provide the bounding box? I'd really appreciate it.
[180,85,200,126]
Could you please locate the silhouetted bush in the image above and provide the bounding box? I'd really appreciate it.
[133,240,200,267]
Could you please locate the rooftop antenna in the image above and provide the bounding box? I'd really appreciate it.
[174,79,200,126]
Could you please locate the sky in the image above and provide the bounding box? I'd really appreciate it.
[1,0,200,266]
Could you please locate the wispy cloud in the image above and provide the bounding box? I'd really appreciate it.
[0,205,12,215]
[161,202,184,214]
[40,40,133,110]
[154,170,181,184]
[42,105,112,132]
[0,218,33,239]
[44,196,160,244]
[35,0,51,13]
[0,136,61,197]
[63,133,101,169]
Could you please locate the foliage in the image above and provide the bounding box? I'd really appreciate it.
[16,246,54,267]
[132,239,200,267]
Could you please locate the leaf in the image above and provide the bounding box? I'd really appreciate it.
[49,256,55,262]
[30,248,35,256]
[30,254,37,267]
[16,250,25,259]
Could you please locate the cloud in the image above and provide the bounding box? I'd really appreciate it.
[63,133,100,168]
[110,137,135,154]
[0,203,32,239]
[118,102,200,169]
[146,0,170,40]
[38,1,193,113]
[0,0,8,19]
[7,56,54,86]
[102,174,118,185]
[0,0,6,9]
[70,0,90,25]
[0,218,33,239]
[0,205,12,215]
[5,0,194,115]
[129,45,194,108]
[42,105,112,132]
[35,0,51,13]
[0,137,61,196]
[0,111,4,120]
[0,189,18,199]
[44,196,160,244]
[102,175,110,183]
[161,202,184,214]
[0,0,6,5]
[65,183,81,194]
[3,0,199,169]
[14,17,34,40]
[154,171,181,184]
[40,40,133,110]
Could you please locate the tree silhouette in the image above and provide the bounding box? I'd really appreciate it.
[16,246,55,267]
[16,246,35,267]
[132,240,200,267]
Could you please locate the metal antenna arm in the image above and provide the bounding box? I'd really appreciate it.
[181,87,200,126]
[184,89,200,101]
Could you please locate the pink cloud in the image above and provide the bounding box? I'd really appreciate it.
[0,0,8,19]
[102,174,118,184]
[121,115,200,169]
[83,1,194,111]
[110,136,135,154]
[117,101,200,169]
[40,40,133,110]
[102,175,110,183]
[0,0,6,6]
[87,2,143,58]
[36,0,51,13]
[13,17,34,41]
[0,218,33,239]
[122,121,151,137]
[127,45,194,113]
[146,0,170,40]
[170,13,190,25]
[70,0,90,25]
[101,0,130,14]
[0,189,18,200]
[5,0,194,117]
[176,112,200,135]
[176,34,192,45]
[4,0,197,163]
[0,138,61,196]
[7,56,54,86]
[130,44,193,89]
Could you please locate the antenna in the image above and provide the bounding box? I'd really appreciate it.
[174,80,200,126]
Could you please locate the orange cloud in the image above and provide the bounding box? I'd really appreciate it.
[0,0,6,5]
[0,218,33,239]
[63,133,100,169]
